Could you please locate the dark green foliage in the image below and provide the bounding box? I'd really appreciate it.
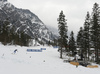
[83,12,90,61]
[0,19,10,45]
[77,27,84,50]
[77,3,100,63]
[0,19,31,46]
[57,11,68,58]
[90,3,100,63]
[77,27,87,60]
[68,31,76,55]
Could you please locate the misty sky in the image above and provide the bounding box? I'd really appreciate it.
[8,0,100,34]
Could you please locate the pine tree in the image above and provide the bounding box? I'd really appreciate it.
[83,12,90,61]
[10,26,16,45]
[0,19,31,46]
[77,27,84,54]
[57,11,68,58]
[68,31,76,56]
[0,21,3,42]
[90,3,100,63]
[2,18,10,44]
[34,32,38,46]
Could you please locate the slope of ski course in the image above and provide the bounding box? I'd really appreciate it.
[0,44,100,74]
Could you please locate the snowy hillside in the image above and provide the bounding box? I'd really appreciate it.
[0,43,100,74]
[0,0,57,44]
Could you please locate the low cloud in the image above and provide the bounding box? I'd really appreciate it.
[8,0,100,35]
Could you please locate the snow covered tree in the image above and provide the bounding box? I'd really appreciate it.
[90,3,100,63]
[57,11,68,58]
[68,31,76,55]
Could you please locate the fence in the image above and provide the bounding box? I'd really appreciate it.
[27,48,46,52]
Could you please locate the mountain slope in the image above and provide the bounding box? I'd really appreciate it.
[0,0,57,44]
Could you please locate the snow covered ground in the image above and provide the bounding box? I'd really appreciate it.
[0,43,100,74]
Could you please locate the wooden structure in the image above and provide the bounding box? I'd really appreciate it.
[70,62,79,66]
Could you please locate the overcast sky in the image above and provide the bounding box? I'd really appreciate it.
[8,0,100,35]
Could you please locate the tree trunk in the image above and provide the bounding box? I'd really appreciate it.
[96,48,99,64]
[60,47,62,59]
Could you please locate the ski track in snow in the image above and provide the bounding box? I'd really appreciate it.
[0,44,100,74]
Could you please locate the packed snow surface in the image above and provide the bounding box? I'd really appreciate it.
[0,43,100,74]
